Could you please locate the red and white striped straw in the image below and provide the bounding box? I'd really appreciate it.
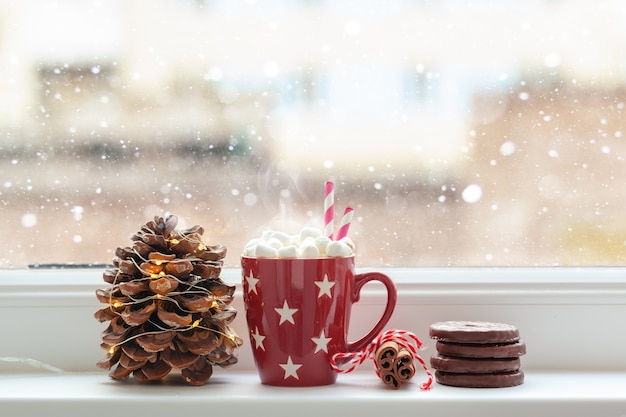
[323,181,335,239]
[335,206,354,241]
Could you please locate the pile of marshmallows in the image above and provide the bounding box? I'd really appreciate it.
[243,227,354,258]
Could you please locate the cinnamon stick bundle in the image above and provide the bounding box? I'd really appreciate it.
[375,341,416,389]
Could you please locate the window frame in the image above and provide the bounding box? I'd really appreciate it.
[1,266,625,373]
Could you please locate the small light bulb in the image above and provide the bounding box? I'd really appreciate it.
[112,301,124,308]
[108,346,116,354]
[192,319,201,328]
[211,300,219,309]
[170,238,179,245]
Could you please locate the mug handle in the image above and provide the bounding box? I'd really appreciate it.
[346,272,397,352]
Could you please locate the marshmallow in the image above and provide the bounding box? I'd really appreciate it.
[299,241,320,258]
[243,227,355,258]
[245,237,262,248]
[267,237,283,249]
[254,242,279,258]
[314,236,332,254]
[271,231,293,247]
[299,227,323,242]
[243,238,262,256]
[326,240,353,257]
[338,236,355,251]
[278,245,299,258]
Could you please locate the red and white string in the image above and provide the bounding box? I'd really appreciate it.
[330,329,433,390]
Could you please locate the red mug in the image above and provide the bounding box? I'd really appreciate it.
[241,255,397,386]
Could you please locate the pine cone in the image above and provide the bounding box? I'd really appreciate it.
[95,215,243,385]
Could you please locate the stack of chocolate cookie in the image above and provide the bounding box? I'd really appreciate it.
[429,321,526,388]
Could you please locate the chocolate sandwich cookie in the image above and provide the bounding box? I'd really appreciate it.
[429,320,526,388]
[435,340,527,359]
[430,353,520,374]
[429,321,520,344]
[434,370,525,388]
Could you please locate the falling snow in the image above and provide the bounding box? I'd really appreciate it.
[1,1,625,267]
[21,213,37,228]
[461,184,483,204]
[499,141,517,157]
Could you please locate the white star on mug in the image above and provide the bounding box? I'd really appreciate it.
[251,327,266,351]
[244,270,260,294]
[314,273,335,299]
[311,330,332,353]
[274,300,298,325]
[279,356,302,380]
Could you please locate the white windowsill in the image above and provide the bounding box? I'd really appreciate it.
[1,371,625,417]
[1,267,625,416]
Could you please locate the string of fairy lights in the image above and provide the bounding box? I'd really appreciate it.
[98,227,241,359]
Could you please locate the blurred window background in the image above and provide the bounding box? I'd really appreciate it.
[1,0,625,268]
